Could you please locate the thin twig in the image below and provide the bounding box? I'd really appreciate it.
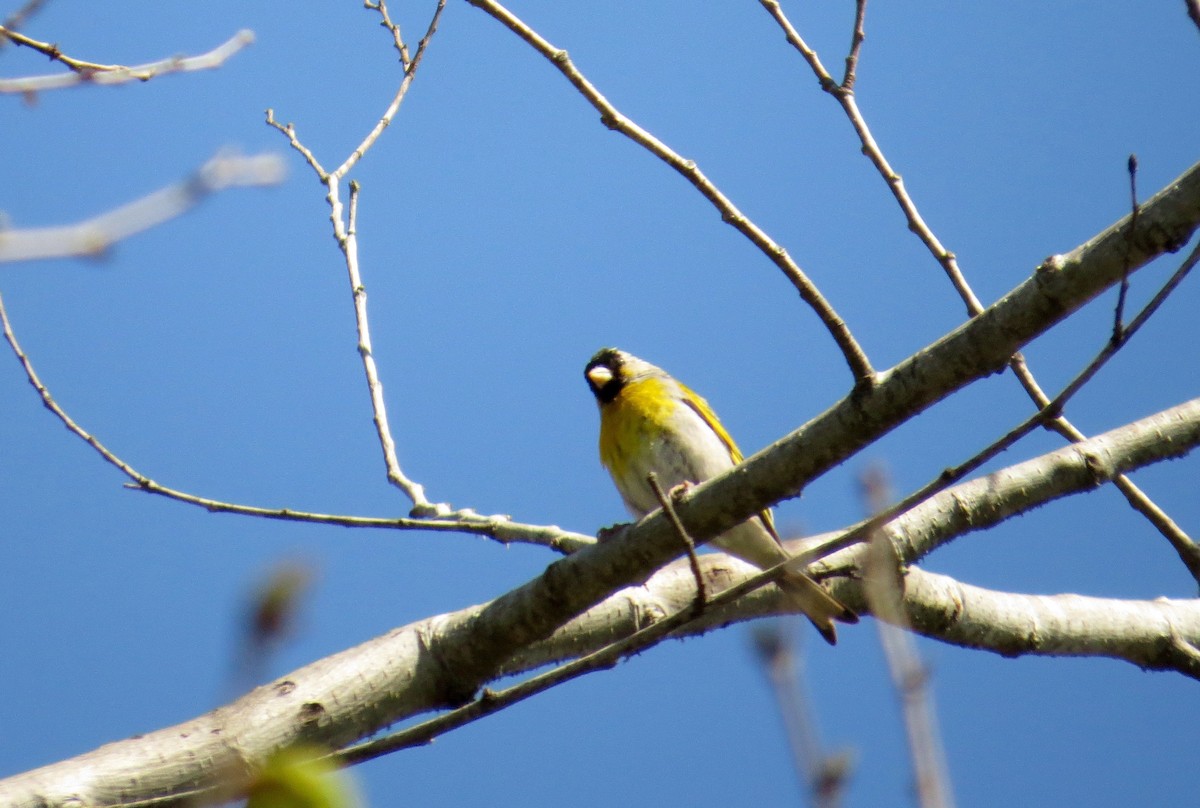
[342,177,438,511]
[1008,355,1200,585]
[1113,154,1139,343]
[759,0,1200,581]
[0,28,254,93]
[340,392,1200,774]
[648,473,706,611]
[860,467,955,808]
[264,110,327,179]
[841,0,868,90]
[335,533,841,769]
[1,297,147,485]
[366,0,413,68]
[1048,238,1197,413]
[751,623,852,808]
[781,237,1200,574]
[267,0,448,513]
[0,291,594,554]
[335,0,446,180]
[0,150,285,263]
[759,0,982,315]
[0,0,48,39]
[343,177,431,507]
[466,0,875,386]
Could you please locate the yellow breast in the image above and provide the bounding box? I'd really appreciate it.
[597,376,676,477]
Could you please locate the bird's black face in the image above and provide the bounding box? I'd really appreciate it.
[585,347,625,404]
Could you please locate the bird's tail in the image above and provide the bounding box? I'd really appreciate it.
[776,568,858,646]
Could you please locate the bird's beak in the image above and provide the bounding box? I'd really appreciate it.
[586,365,613,388]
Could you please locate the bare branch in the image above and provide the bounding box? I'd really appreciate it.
[466,0,876,385]
[265,109,328,179]
[266,0,450,515]
[817,398,1200,572]
[0,0,48,38]
[2,144,1197,808]
[5,415,1200,808]
[365,0,414,68]
[339,177,435,510]
[751,624,852,808]
[759,1,1200,576]
[807,235,1200,571]
[0,291,593,554]
[860,467,955,808]
[334,0,446,179]
[0,28,254,93]
[758,0,981,314]
[648,472,707,610]
[0,151,285,262]
[841,0,868,89]
[901,570,1200,678]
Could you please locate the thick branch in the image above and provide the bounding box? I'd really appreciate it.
[429,159,1200,706]
[901,569,1200,678]
[4,540,1195,806]
[668,160,1200,564]
[1,165,1197,805]
[761,0,1200,576]
[897,401,1200,563]
[809,397,1200,592]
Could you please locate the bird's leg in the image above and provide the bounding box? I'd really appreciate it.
[668,480,695,504]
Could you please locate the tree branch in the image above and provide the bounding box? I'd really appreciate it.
[2,188,1198,802]
[0,290,592,553]
[0,151,285,262]
[466,0,876,385]
[266,0,452,515]
[759,0,1200,578]
[881,398,1200,567]
[901,569,1200,678]
[674,160,1199,573]
[0,0,49,38]
[860,467,955,808]
[0,28,254,94]
[808,397,1200,588]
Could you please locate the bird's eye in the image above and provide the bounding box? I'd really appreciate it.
[586,365,614,388]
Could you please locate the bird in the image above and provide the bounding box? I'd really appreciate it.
[584,347,856,644]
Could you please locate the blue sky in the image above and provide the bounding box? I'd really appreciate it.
[2,2,1198,806]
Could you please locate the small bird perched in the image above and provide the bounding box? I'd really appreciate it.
[584,347,856,644]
